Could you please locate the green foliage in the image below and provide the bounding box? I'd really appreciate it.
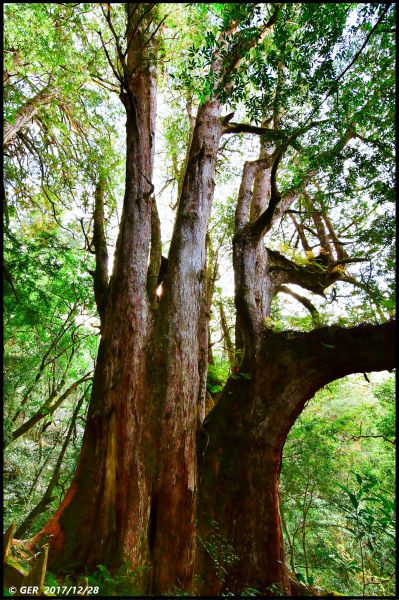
[281,373,396,597]
[86,563,148,597]
[206,362,229,395]
[241,587,263,596]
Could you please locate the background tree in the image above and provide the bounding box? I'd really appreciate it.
[281,374,395,597]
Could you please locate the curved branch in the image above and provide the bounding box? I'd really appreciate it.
[265,320,396,394]
[296,320,396,383]
[277,285,321,326]
[267,248,334,297]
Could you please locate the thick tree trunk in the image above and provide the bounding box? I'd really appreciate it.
[149,99,222,594]
[34,11,225,593]
[198,378,291,596]
[197,126,396,596]
[198,321,396,595]
[24,7,394,597]
[34,5,157,580]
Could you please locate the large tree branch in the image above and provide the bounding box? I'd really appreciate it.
[289,214,312,253]
[218,300,235,369]
[222,122,288,137]
[322,210,348,261]
[235,158,271,233]
[302,190,334,265]
[293,320,396,385]
[221,119,329,139]
[256,320,395,434]
[267,248,335,297]
[246,122,355,242]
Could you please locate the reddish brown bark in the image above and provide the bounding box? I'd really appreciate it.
[34,4,157,580]
[196,120,396,595]
[32,5,239,592]
[198,321,395,595]
[149,98,223,594]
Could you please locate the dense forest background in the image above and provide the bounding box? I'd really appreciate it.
[3,3,395,597]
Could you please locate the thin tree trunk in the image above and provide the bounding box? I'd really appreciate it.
[10,373,92,444]
[12,305,77,422]
[15,388,89,538]
[218,301,235,369]
[3,84,55,147]
[281,508,296,574]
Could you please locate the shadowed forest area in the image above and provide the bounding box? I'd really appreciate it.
[3,3,395,597]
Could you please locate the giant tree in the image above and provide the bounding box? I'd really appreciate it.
[5,3,395,597]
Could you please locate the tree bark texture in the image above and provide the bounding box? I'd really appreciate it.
[198,321,395,595]
[33,6,224,594]
[35,4,157,579]
[148,98,223,594]
[196,128,396,595]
